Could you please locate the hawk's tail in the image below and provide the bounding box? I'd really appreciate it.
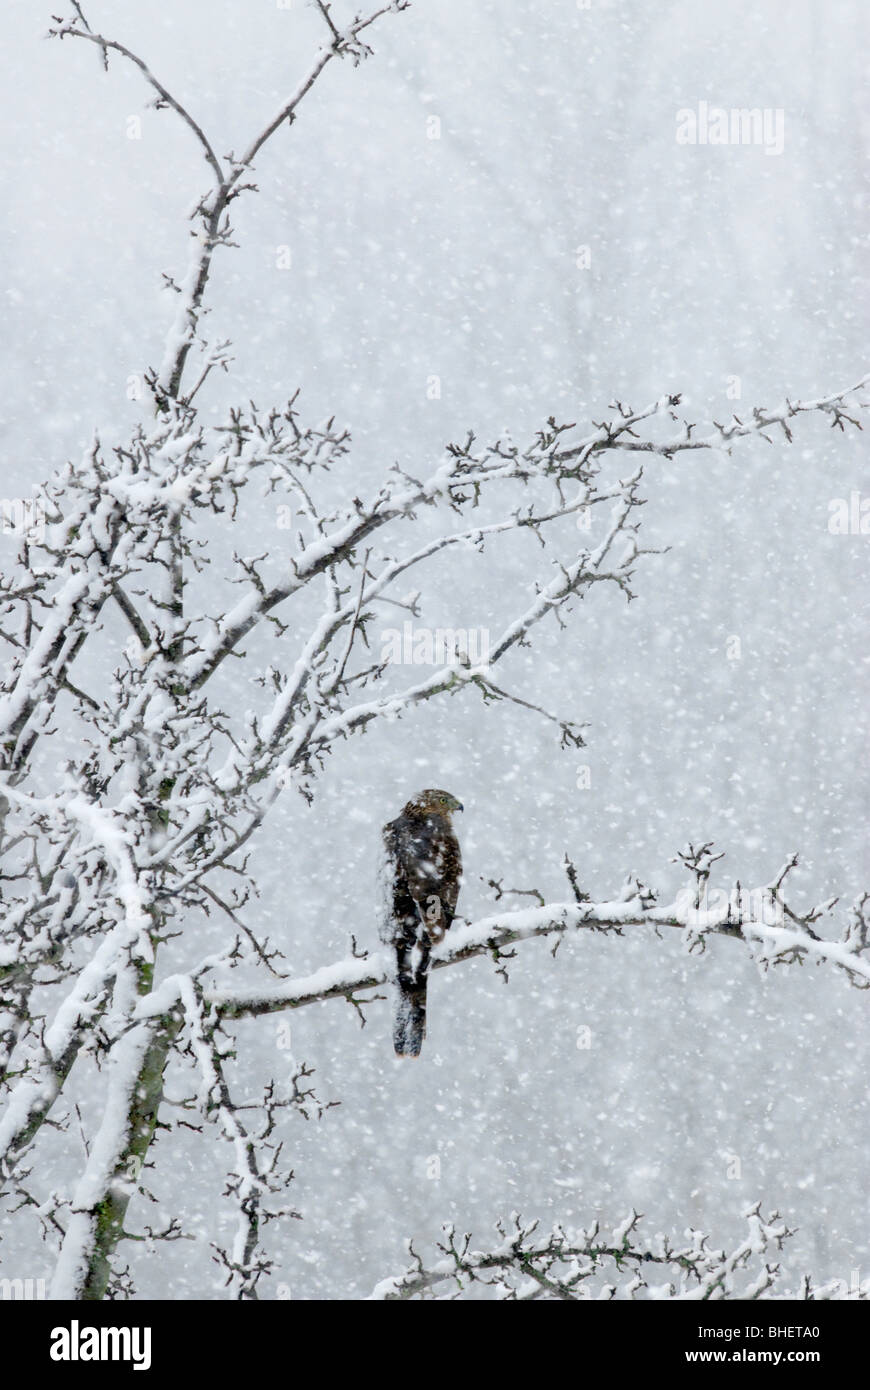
[393,978,427,1058]
[393,944,429,1058]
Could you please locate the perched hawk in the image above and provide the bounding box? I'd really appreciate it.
[378,789,463,1058]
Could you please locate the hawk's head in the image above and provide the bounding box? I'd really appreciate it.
[404,788,463,818]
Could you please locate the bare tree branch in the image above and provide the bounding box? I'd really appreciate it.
[48,9,226,185]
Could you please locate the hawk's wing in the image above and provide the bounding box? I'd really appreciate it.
[379,812,461,947]
[376,818,403,947]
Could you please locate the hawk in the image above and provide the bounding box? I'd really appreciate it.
[378,789,463,1058]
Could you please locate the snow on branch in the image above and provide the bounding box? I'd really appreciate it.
[208,849,870,1023]
[368,1205,869,1300]
[553,377,869,466]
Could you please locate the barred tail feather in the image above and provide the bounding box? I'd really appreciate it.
[393,941,429,1057]
[393,977,427,1058]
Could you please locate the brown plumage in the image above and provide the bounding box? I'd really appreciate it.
[378,789,463,1058]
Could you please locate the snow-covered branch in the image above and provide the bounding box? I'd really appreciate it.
[553,377,869,465]
[369,1205,869,1301]
[209,849,870,1022]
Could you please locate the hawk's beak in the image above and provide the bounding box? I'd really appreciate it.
[456,800,464,813]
